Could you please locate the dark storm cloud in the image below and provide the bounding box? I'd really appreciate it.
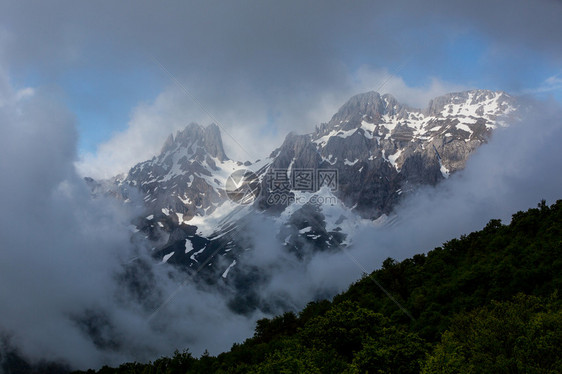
[1,0,560,81]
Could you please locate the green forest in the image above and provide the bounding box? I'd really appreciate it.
[77,200,562,373]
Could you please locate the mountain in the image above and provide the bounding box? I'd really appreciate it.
[126,123,236,222]
[260,89,518,218]
[91,89,521,310]
[120,89,518,223]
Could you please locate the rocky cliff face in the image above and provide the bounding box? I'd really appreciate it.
[123,123,244,225]
[260,89,518,218]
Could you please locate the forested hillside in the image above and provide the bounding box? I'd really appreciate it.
[75,200,562,373]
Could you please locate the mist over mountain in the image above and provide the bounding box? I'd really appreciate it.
[2,0,562,372]
[106,89,520,288]
[2,84,562,373]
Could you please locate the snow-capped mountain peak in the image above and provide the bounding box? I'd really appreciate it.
[91,89,523,285]
[124,123,244,225]
[261,89,521,219]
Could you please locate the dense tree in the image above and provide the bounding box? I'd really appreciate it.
[423,294,562,373]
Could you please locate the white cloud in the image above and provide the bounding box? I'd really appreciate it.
[0,65,35,108]
[545,74,562,87]
[0,71,262,370]
[75,84,278,179]
[525,73,562,95]
[76,88,190,179]
[351,66,470,108]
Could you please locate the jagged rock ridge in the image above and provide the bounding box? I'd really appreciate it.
[261,89,518,218]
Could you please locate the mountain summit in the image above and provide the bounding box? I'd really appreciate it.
[160,123,228,161]
[118,89,519,225]
[124,123,243,224]
[263,89,518,218]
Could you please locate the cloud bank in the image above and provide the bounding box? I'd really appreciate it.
[0,72,258,371]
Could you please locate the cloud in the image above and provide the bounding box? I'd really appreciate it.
[350,67,469,109]
[74,83,276,178]
[521,73,562,96]
[0,71,261,370]
[3,0,562,74]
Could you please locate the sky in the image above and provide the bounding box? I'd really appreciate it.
[1,0,561,178]
[1,0,562,371]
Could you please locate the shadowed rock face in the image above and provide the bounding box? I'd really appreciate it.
[160,122,228,161]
